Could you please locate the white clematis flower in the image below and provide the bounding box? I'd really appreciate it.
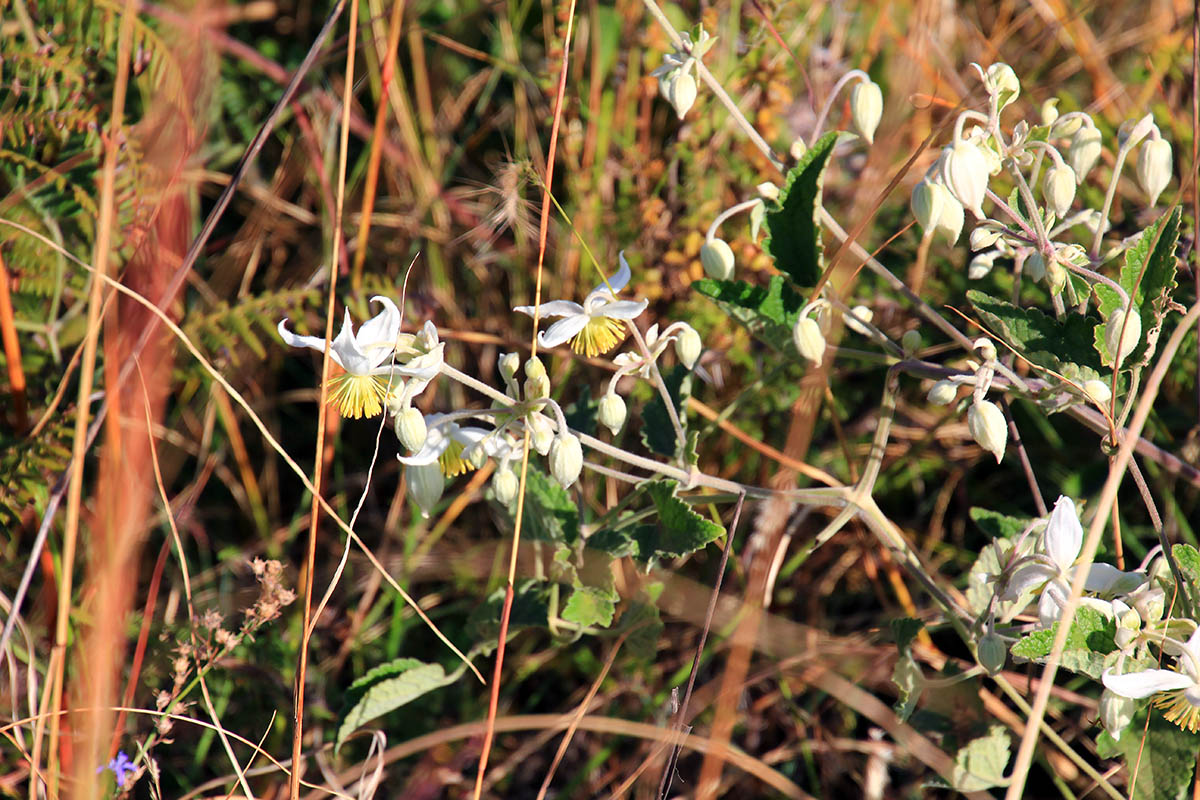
[399,414,497,478]
[279,300,444,419]
[1103,627,1200,733]
[514,252,648,357]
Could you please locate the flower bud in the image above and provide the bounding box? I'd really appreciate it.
[1025,252,1046,282]
[1040,98,1060,127]
[850,79,883,145]
[939,139,990,217]
[1069,125,1102,179]
[983,63,1020,110]
[937,191,965,243]
[405,461,445,518]
[970,225,1002,251]
[756,182,780,201]
[598,392,627,435]
[1046,257,1067,295]
[844,305,874,336]
[973,337,997,363]
[911,178,944,234]
[900,329,922,354]
[789,137,807,160]
[1118,114,1155,150]
[1043,163,1077,217]
[968,399,1008,463]
[667,72,698,119]
[499,352,521,384]
[548,433,583,488]
[524,356,550,399]
[674,324,702,369]
[1082,379,1111,406]
[394,407,428,452]
[927,379,958,406]
[976,631,1008,676]
[700,238,735,280]
[492,467,519,506]
[1105,308,1142,365]
[528,413,555,455]
[968,251,997,280]
[1099,690,1136,740]
[792,317,826,366]
[1136,138,1172,206]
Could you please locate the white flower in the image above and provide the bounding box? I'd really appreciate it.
[279,301,444,419]
[399,414,495,477]
[514,253,648,357]
[1103,627,1200,733]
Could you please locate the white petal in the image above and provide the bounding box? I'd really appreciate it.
[1038,581,1068,628]
[278,319,345,368]
[1102,668,1195,699]
[356,296,402,369]
[1080,563,1145,595]
[398,422,450,465]
[330,310,375,374]
[514,301,584,319]
[596,299,649,320]
[1002,562,1057,602]
[391,343,444,381]
[1044,496,1083,572]
[538,315,589,348]
[609,251,632,293]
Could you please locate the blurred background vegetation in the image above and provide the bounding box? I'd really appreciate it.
[1,0,1198,795]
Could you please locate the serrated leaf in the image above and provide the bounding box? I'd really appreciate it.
[951,725,1011,791]
[968,289,1103,380]
[970,507,1033,540]
[640,365,691,458]
[616,600,663,662]
[499,467,578,545]
[763,131,837,287]
[1009,606,1116,679]
[1173,543,1200,583]
[336,658,461,750]
[692,275,806,353]
[891,617,924,652]
[467,579,552,647]
[635,480,725,560]
[1107,708,1200,800]
[561,586,615,628]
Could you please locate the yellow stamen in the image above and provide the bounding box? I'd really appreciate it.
[1155,690,1200,733]
[571,315,625,357]
[438,439,474,477]
[328,371,388,419]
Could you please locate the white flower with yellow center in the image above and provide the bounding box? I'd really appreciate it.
[1103,627,1200,733]
[279,300,444,419]
[514,253,648,357]
[399,414,496,478]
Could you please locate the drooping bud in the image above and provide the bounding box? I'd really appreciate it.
[1040,98,1060,127]
[973,337,997,363]
[792,317,826,366]
[1105,308,1142,365]
[548,433,584,488]
[1068,125,1102,179]
[937,191,965,243]
[1082,379,1111,406]
[850,79,883,145]
[667,72,698,119]
[1046,257,1068,295]
[1136,138,1172,206]
[674,324,702,369]
[492,467,519,506]
[527,413,555,455]
[405,461,445,518]
[598,392,627,435]
[499,352,521,384]
[1043,163,1077,217]
[1118,114,1156,150]
[524,356,550,400]
[970,225,1002,251]
[927,380,958,406]
[900,329,922,354]
[700,238,735,280]
[982,63,1020,110]
[939,139,991,217]
[844,305,874,336]
[968,399,1008,463]
[1099,690,1136,741]
[976,632,1008,676]
[968,251,997,280]
[394,407,428,452]
[911,178,944,234]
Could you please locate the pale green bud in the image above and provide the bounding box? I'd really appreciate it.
[1069,125,1102,178]
[968,251,997,280]
[983,63,1020,110]
[674,324,702,369]
[756,182,780,201]
[700,238,735,280]
[968,399,1008,463]
[1043,163,1077,217]
[850,79,883,144]
[844,305,874,336]
[406,461,444,518]
[927,379,958,406]
[597,392,627,435]
[499,352,521,383]
[548,433,583,488]
[1026,252,1046,282]
[1137,138,1172,206]
[792,317,826,366]
[528,413,555,455]
[524,356,550,399]
[1046,257,1068,294]
[492,468,519,506]
[970,225,1002,251]
[900,329,922,354]
[1082,379,1111,406]
[1099,690,1136,740]
[1118,114,1155,150]
[789,137,807,160]
[1105,308,1142,365]
[1040,98,1060,127]
[667,72,697,119]
[911,178,944,233]
[394,407,428,452]
[939,139,990,217]
[976,632,1007,676]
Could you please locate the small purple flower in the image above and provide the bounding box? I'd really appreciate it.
[97,750,137,788]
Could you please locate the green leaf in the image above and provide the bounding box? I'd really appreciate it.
[890,617,924,652]
[970,507,1033,540]
[891,618,924,722]
[951,725,1011,791]
[336,658,461,751]
[561,586,615,628]
[763,131,838,288]
[467,579,552,646]
[498,467,578,545]
[1009,606,1116,679]
[615,599,663,662]
[692,275,806,354]
[1173,543,1200,584]
[968,289,1104,380]
[640,365,691,459]
[633,480,725,560]
[1106,708,1200,800]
